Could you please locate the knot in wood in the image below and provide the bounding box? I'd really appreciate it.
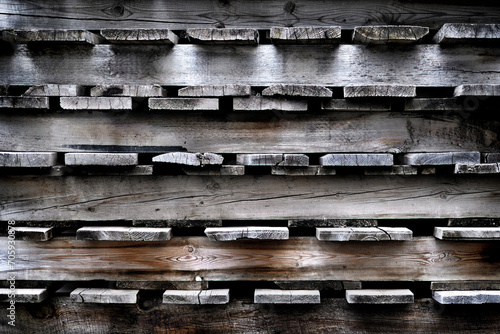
[284,1,296,14]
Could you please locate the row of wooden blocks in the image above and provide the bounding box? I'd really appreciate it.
[2,23,499,47]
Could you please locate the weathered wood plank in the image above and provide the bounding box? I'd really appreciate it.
[434,23,500,44]
[91,85,166,97]
[274,281,362,291]
[12,227,52,241]
[205,227,289,241]
[149,98,218,110]
[403,152,480,165]
[60,97,132,110]
[404,98,468,111]
[364,165,417,176]
[272,166,336,176]
[289,219,377,228]
[153,152,223,166]
[316,227,412,241]
[322,99,391,111]
[434,227,500,240]
[262,84,332,97]
[23,84,84,97]
[448,218,500,227]
[15,29,105,44]
[65,153,138,166]
[83,165,154,176]
[236,154,282,166]
[100,29,178,44]
[0,96,49,109]
[0,152,57,167]
[2,175,500,221]
[76,227,172,241]
[270,26,340,44]
[70,288,138,304]
[454,163,500,174]
[132,220,222,228]
[233,96,308,111]
[353,25,428,44]
[484,153,500,163]
[0,288,47,303]
[185,28,259,44]
[163,289,230,305]
[178,85,251,97]
[254,289,320,304]
[320,154,393,166]
[454,84,500,97]
[346,289,414,304]
[116,281,208,291]
[182,165,245,176]
[431,281,500,291]
[433,291,500,305]
[344,85,416,98]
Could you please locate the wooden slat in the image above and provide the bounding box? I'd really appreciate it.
[431,281,500,291]
[454,163,500,174]
[322,99,391,111]
[364,166,417,176]
[178,85,251,97]
[83,165,154,176]
[153,152,224,166]
[116,281,209,290]
[3,237,498,282]
[12,227,52,241]
[353,25,428,44]
[262,84,332,97]
[15,29,105,44]
[100,29,178,44]
[70,288,138,304]
[60,97,132,110]
[0,288,48,303]
[163,289,230,304]
[274,281,362,291]
[269,26,340,44]
[433,23,500,44]
[272,166,336,176]
[3,45,500,86]
[320,153,393,166]
[204,227,289,241]
[403,152,480,165]
[65,153,138,166]
[483,153,500,163]
[185,28,259,44]
[454,84,500,97]
[76,227,172,241]
[24,84,84,96]
[254,289,320,304]
[90,85,166,97]
[0,96,49,109]
[346,289,414,304]
[149,98,218,110]
[233,96,308,111]
[433,291,500,304]
[344,85,416,98]
[448,218,500,227]
[236,154,309,166]
[316,227,412,241]
[289,219,377,228]
[182,165,245,176]
[0,152,57,167]
[2,175,500,221]
[434,227,500,240]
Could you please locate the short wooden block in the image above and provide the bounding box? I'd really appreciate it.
[100,29,179,44]
[289,219,377,228]
[233,96,308,111]
[205,227,289,241]
[433,291,500,304]
[76,227,172,241]
[322,99,391,111]
[403,152,480,165]
[316,227,412,241]
[149,98,218,110]
[434,23,500,44]
[353,25,429,44]
[448,218,500,227]
[0,96,49,109]
[163,289,230,304]
[454,84,500,97]
[185,28,259,44]
[0,288,48,303]
[483,153,500,163]
[431,281,500,291]
[182,165,245,176]
[91,85,166,97]
[404,98,468,111]
[254,289,320,304]
[274,281,362,291]
[364,165,418,176]
[346,289,414,304]
[15,29,105,45]
[236,154,282,166]
[320,153,393,166]
[65,153,138,166]
[272,166,336,176]
[24,84,84,97]
[262,84,333,97]
[434,227,500,240]
[12,227,52,241]
[60,97,132,110]
[344,85,416,98]
[0,152,57,167]
[178,85,251,97]
[70,288,138,304]
[153,152,224,166]
[269,26,340,44]
[454,163,500,174]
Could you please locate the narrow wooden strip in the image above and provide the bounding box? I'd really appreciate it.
[149,97,218,110]
[60,97,132,110]
[233,96,308,111]
[320,153,393,166]
[403,152,480,165]
[205,227,289,241]
[448,218,500,227]
[133,220,222,228]
[0,96,49,109]
[91,85,166,97]
[262,84,332,97]
[0,152,57,167]
[344,85,416,98]
[185,28,259,44]
[117,281,208,290]
[100,29,178,44]
[12,227,52,241]
[404,98,468,111]
[23,84,84,97]
[76,227,172,241]
[454,84,500,97]
[431,281,500,291]
[182,165,245,176]
[254,289,320,304]
[289,219,377,228]
[433,291,500,304]
[65,153,138,166]
[275,281,362,291]
[178,85,251,97]
[353,25,429,44]
[316,227,412,241]
[434,227,500,240]
[236,154,283,166]
[153,152,224,166]
[163,289,230,304]
[483,153,500,163]
[454,163,500,174]
[0,288,48,303]
[346,289,414,304]
[322,99,391,111]
[84,165,154,176]
[70,288,138,304]
[270,26,340,44]
[434,23,500,44]
[272,166,336,176]
[364,165,417,176]
[15,29,105,44]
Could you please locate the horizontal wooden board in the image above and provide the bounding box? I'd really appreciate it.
[346,289,414,304]
[1,175,500,221]
[2,45,500,86]
[1,237,499,282]
[254,289,320,304]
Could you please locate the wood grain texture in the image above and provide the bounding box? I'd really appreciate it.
[100,29,178,44]
[344,85,416,98]
[237,154,309,166]
[233,96,308,111]
[353,26,428,44]
[322,99,391,111]
[15,29,105,44]
[274,281,362,291]
[448,218,500,227]
[70,288,138,304]
[289,219,377,228]
[346,289,414,304]
[454,163,500,174]
[262,84,332,97]
[431,281,500,291]
[269,26,340,44]
[254,289,320,304]
[178,85,251,97]
[404,98,468,111]
[205,227,289,241]
[434,227,500,240]
[0,96,49,109]
[182,165,245,176]
[364,166,417,176]
[76,227,172,241]
[403,152,480,165]
[272,166,336,176]
[90,85,166,97]
[0,152,57,167]
[12,227,52,241]
[1,237,499,282]
[316,227,412,241]
[454,84,500,97]
[163,289,229,304]
[433,23,500,44]
[433,291,500,304]
[0,288,47,303]
[65,153,138,166]
[60,97,132,110]
[3,45,500,86]
[23,84,84,97]
[148,98,218,110]
[153,152,223,166]
[185,28,259,44]
[116,281,208,290]
[320,154,393,166]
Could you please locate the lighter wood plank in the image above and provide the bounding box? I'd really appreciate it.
[91,85,166,97]
[70,288,138,304]
[0,152,57,167]
[185,28,259,44]
[65,153,138,166]
[431,281,500,291]
[262,84,332,97]
[236,154,308,166]
[0,288,48,303]
[205,227,289,241]
[149,98,218,110]
[233,96,308,111]
[0,96,49,109]
[100,29,178,44]
[270,26,340,44]
[274,281,362,291]
[15,29,105,44]
[353,25,428,44]
[322,99,391,111]
[254,289,320,304]
[272,166,336,176]
[344,85,416,98]
[320,153,393,166]
[76,227,172,241]
[346,289,414,304]
[153,152,223,166]
[24,84,84,97]
[454,84,500,97]
[448,218,500,227]
[12,227,52,241]
[433,291,500,304]
[364,165,417,176]
[163,289,229,304]
[178,85,251,97]
[434,23,500,44]
[434,227,500,240]
[454,163,500,174]
[403,152,480,165]
[316,227,412,241]
[289,219,377,228]
[60,97,132,110]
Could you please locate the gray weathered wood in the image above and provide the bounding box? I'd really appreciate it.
[353,25,429,44]
[320,153,393,166]
[233,96,308,111]
[483,153,500,163]
[182,165,245,176]
[346,289,414,304]
[23,84,84,97]
[289,219,377,228]
[84,165,154,176]
[269,26,340,44]
[454,163,500,174]
[0,288,48,303]
[280,154,309,166]
[15,29,105,44]
[163,289,229,304]
[149,98,218,110]
[433,291,500,305]
[91,85,166,97]
[254,289,320,304]
[116,281,208,291]
[153,152,224,166]
[70,288,138,304]
[236,154,282,166]
[205,227,289,241]
[434,23,500,44]
[185,28,259,44]
[316,227,412,241]
[344,85,416,98]
[178,85,251,97]
[0,152,57,167]
[272,166,336,176]
[0,96,49,109]
[434,227,500,240]
[403,152,480,165]
[454,84,500,97]
[100,28,178,44]
[12,227,52,241]
[275,281,362,291]
[65,153,138,166]
[322,99,391,111]
[448,218,500,227]
[132,220,222,228]
[76,226,172,241]
[431,281,500,291]
[262,84,332,97]
[60,97,132,110]
[404,98,468,111]
[364,165,417,176]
